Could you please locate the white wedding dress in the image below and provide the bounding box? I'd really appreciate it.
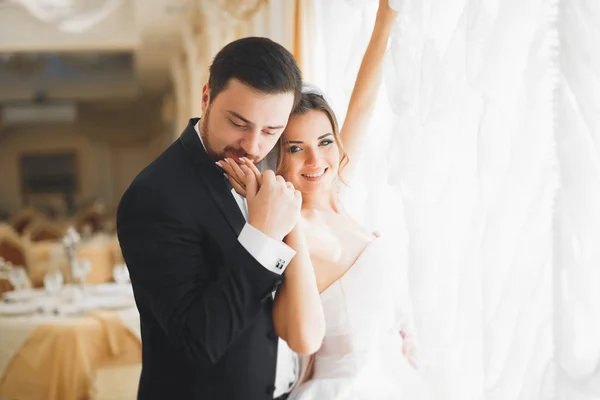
[287,234,432,400]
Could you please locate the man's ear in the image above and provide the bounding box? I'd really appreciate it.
[201,83,210,114]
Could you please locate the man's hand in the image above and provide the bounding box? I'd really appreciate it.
[248,170,302,241]
[217,158,301,241]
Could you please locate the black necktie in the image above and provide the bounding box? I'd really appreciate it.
[216,164,233,191]
[223,174,233,192]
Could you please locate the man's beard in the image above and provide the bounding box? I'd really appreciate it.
[199,108,221,161]
[200,106,260,163]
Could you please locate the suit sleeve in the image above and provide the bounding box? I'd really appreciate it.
[117,183,283,372]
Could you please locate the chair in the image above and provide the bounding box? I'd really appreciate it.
[0,224,28,267]
[108,235,125,266]
[24,219,65,242]
[75,204,106,235]
[0,224,33,293]
[0,272,14,295]
[10,208,41,235]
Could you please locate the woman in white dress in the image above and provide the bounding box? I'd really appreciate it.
[219,1,431,398]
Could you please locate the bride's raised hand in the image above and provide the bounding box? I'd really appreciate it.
[378,0,399,22]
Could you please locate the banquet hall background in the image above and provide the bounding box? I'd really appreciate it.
[0,0,598,399]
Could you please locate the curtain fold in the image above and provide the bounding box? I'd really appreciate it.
[555,0,600,399]
[303,0,596,398]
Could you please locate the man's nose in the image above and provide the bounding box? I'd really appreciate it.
[240,128,261,159]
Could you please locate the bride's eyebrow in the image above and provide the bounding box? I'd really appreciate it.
[286,133,333,145]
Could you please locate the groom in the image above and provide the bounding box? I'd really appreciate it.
[117,37,302,400]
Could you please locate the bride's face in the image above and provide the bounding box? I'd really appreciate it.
[278,110,340,194]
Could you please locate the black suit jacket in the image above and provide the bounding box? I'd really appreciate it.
[117,118,284,400]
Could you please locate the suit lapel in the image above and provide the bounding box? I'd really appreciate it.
[179,118,246,236]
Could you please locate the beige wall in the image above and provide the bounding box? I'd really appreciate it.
[110,144,153,209]
[0,97,172,216]
[0,126,103,214]
[0,122,171,217]
[109,126,173,207]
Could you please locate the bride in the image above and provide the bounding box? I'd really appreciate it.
[218,1,431,398]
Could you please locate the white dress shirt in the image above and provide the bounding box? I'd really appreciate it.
[194,122,298,397]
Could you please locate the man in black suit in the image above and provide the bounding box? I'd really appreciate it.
[117,37,302,400]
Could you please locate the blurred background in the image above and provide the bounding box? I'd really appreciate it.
[0,0,599,400]
[0,0,299,220]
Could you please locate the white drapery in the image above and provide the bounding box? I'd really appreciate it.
[555,0,600,399]
[308,0,599,399]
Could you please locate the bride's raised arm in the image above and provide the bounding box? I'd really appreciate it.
[339,0,397,184]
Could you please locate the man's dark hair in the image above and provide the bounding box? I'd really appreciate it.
[208,37,302,108]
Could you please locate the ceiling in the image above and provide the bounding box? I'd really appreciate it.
[0,0,192,104]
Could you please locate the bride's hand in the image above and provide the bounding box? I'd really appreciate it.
[378,0,399,21]
[400,329,419,369]
[217,157,263,197]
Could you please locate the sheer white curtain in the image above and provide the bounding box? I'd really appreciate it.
[555,1,600,399]
[308,0,599,399]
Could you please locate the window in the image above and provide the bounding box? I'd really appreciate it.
[20,152,77,194]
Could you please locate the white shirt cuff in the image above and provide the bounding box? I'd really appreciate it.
[238,223,296,275]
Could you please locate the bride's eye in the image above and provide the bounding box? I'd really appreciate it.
[288,145,302,153]
[319,139,334,146]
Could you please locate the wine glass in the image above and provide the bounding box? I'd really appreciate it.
[44,270,64,296]
[112,264,129,285]
[72,258,92,286]
[7,266,28,291]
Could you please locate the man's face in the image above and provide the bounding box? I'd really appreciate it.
[200,78,295,164]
